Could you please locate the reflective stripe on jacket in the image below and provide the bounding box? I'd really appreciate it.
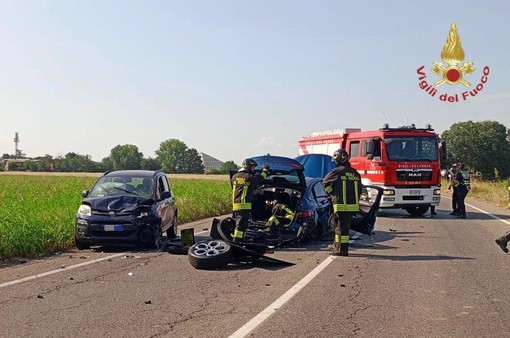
[231,170,267,211]
[322,164,361,213]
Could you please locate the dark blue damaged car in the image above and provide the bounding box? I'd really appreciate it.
[74,170,178,250]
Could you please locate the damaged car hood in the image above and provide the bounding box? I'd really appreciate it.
[84,195,153,212]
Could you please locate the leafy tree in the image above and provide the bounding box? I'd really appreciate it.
[100,157,114,172]
[155,139,204,173]
[109,144,143,170]
[141,157,160,171]
[33,155,55,172]
[54,153,99,172]
[220,160,239,174]
[441,120,510,179]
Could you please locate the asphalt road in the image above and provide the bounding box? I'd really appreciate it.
[1,196,510,338]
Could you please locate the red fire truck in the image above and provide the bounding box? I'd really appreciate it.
[298,124,446,216]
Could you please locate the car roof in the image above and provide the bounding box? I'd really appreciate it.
[251,155,304,172]
[103,170,161,178]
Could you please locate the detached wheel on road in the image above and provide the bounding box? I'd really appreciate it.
[188,240,232,270]
[75,236,90,250]
[405,206,429,217]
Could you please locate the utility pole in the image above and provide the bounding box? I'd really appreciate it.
[14,132,19,159]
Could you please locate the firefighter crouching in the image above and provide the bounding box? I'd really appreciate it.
[231,158,269,243]
[265,200,295,231]
[323,149,361,256]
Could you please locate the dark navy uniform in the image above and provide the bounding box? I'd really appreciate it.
[231,165,268,241]
[323,158,361,256]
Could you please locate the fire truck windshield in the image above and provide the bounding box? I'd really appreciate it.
[384,137,438,161]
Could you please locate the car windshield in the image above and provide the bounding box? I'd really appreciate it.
[263,169,301,186]
[384,136,438,161]
[88,175,154,197]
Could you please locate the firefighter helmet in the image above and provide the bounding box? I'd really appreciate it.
[332,149,350,165]
[242,158,258,170]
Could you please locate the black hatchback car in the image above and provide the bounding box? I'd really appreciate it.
[74,170,178,250]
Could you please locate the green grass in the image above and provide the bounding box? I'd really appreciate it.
[0,175,231,260]
[441,178,509,208]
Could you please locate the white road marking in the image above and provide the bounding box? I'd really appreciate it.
[228,255,336,338]
[0,228,210,289]
[442,196,510,226]
[0,253,126,289]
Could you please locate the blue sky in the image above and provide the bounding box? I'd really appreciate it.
[1,0,509,165]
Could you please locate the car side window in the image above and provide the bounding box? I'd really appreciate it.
[313,182,328,203]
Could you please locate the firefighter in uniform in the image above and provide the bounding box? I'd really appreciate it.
[453,163,470,219]
[448,163,459,215]
[265,201,295,231]
[322,149,361,256]
[231,158,269,243]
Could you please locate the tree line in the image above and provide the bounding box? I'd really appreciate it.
[3,121,509,179]
[1,138,239,174]
[441,120,510,180]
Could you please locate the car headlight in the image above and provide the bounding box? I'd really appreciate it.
[433,189,441,195]
[383,189,395,195]
[78,204,91,216]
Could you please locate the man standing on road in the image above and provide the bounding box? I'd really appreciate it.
[323,149,361,256]
[448,163,459,215]
[453,163,469,219]
[231,158,269,243]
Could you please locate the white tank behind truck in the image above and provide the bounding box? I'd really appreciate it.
[298,128,362,156]
[298,125,444,216]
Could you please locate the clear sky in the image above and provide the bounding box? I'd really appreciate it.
[1,0,509,165]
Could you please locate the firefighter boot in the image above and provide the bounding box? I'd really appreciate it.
[495,232,510,253]
[330,234,341,256]
[339,235,350,256]
[339,243,349,256]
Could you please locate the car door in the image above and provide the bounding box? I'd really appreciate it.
[312,181,332,229]
[155,174,173,231]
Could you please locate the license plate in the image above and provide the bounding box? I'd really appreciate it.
[409,190,421,195]
[104,224,123,231]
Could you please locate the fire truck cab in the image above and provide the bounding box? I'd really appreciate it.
[298,124,446,216]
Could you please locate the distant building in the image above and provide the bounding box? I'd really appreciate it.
[199,152,224,173]
[1,158,32,171]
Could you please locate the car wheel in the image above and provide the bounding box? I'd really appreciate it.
[405,206,429,217]
[166,216,178,239]
[140,226,162,249]
[75,236,90,250]
[188,240,232,270]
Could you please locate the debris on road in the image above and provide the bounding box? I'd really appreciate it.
[37,294,44,299]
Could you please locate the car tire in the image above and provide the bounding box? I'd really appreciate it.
[405,206,429,217]
[140,226,162,250]
[75,236,90,250]
[166,216,178,239]
[188,240,232,270]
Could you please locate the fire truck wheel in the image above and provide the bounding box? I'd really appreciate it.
[405,206,429,217]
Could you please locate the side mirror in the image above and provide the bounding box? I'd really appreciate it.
[161,191,171,200]
[440,140,447,163]
[81,190,89,198]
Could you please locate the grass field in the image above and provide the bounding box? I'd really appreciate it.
[2,173,508,261]
[0,174,231,260]
[441,178,508,208]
